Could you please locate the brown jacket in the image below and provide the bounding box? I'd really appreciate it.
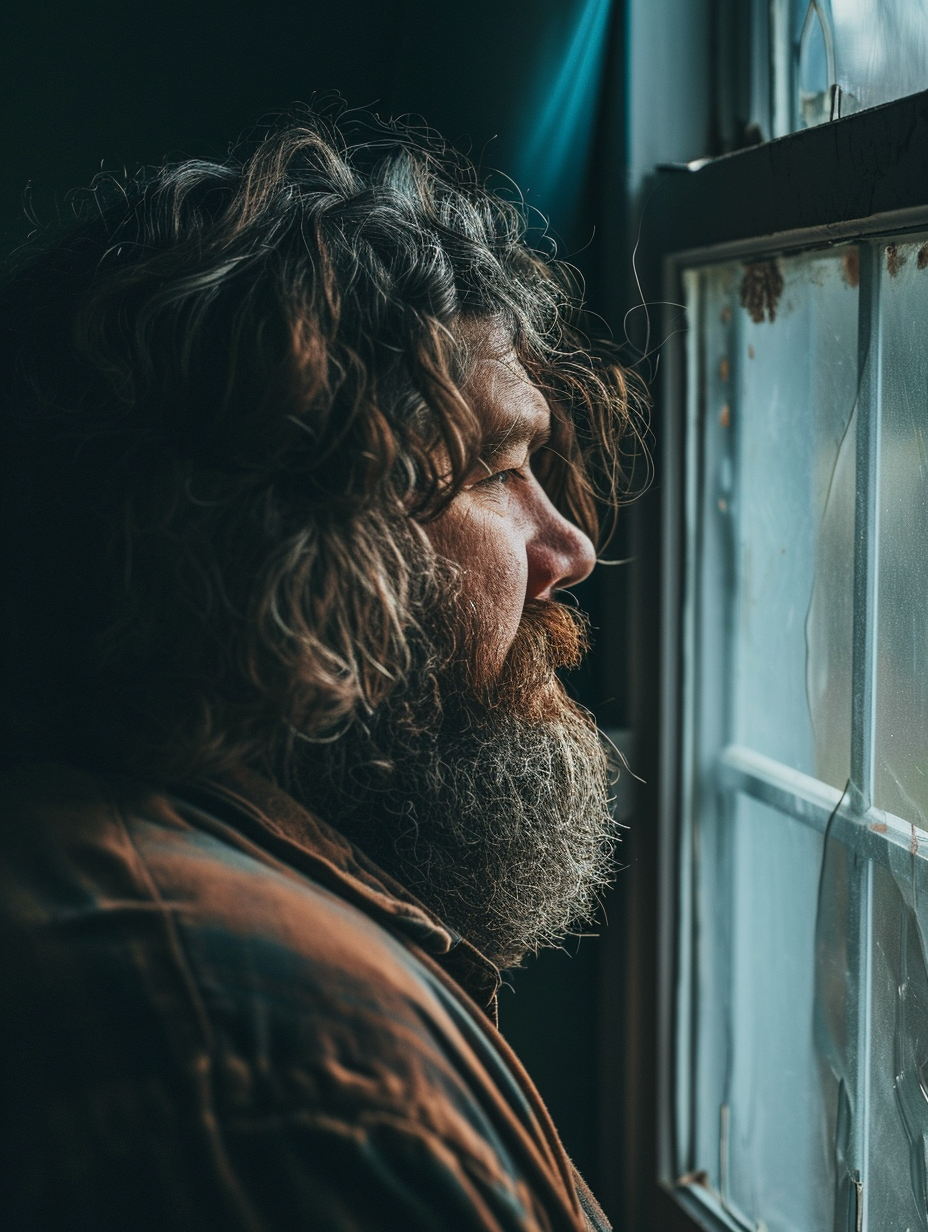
[0,764,609,1231]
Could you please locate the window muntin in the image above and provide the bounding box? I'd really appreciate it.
[676,234,928,1232]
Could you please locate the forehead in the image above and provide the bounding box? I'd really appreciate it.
[457,322,550,448]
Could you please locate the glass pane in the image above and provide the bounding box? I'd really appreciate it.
[695,248,858,786]
[832,0,928,117]
[874,237,928,829]
[869,855,928,1230]
[798,2,833,128]
[772,1,928,134]
[693,794,834,1230]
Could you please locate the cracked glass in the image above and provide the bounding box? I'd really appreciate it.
[678,235,928,1232]
[686,248,858,789]
[869,855,928,1230]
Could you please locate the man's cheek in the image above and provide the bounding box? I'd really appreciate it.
[470,557,527,664]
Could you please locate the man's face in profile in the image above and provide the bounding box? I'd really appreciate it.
[292,320,616,972]
[424,321,596,680]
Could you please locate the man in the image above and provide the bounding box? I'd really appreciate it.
[0,109,635,1230]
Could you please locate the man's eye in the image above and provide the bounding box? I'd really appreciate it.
[480,468,518,487]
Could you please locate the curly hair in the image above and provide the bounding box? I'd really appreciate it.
[0,106,639,782]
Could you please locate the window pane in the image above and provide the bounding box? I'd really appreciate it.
[683,242,863,1227]
[869,855,928,1229]
[874,237,928,828]
[831,0,928,116]
[693,794,834,1230]
[798,0,834,128]
[693,249,857,786]
[773,0,928,133]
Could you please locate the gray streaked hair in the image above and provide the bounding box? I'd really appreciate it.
[0,105,639,782]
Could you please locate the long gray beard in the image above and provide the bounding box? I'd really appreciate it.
[287,605,618,971]
[386,712,616,970]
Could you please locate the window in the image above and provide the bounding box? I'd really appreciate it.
[719,0,928,142]
[619,39,928,1230]
[674,229,928,1232]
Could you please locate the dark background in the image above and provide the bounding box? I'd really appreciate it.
[1,1,642,1212]
[1,2,627,278]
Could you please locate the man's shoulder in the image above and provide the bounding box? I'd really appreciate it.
[4,767,459,1074]
[0,761,451,1036]
[0,765,592,1231]
[0,762,499,1157]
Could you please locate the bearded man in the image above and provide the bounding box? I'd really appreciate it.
[0,109,634,1231]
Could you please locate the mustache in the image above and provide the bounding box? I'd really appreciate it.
[482,598,590,723]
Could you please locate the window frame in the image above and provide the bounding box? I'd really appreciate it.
[618,87,928,1232]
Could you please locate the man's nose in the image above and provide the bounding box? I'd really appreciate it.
[525,483,597,601]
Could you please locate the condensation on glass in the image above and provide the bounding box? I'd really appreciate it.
[771,0,928,136]
[677,237,928,1231]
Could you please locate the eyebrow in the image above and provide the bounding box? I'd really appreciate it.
[480,412,551,460]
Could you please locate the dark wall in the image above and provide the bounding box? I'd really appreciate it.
[1,3,399,245]
[2,2,633,1211]
[2,2,620,256]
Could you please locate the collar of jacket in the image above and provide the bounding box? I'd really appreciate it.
[177,767,503,1022]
